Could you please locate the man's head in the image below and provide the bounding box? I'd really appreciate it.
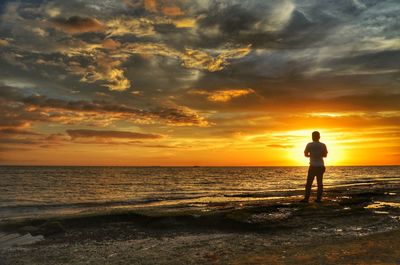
[312,131,320,142]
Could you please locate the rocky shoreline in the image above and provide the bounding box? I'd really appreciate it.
[1,186,400,264]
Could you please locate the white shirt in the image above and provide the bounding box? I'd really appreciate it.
[304,141,328,166]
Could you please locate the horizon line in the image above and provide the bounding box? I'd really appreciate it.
[0,164,399,167]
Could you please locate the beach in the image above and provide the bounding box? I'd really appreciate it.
[1,181,400,265]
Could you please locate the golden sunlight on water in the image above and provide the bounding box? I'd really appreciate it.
[283,130,347,166]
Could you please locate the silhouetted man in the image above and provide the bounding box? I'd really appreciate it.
[301,131,328,203]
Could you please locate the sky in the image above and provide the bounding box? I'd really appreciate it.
[0,0,399,166]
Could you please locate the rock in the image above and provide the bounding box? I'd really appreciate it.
[38,221,66,236]
[19,225,40,235]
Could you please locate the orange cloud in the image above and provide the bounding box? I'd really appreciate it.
[143,0,187,17]
[102,39,121,49]
[162,6,184,16]
[144,0,157,12]
[173,18,196,28]
[183,45,252,72]
[189,88,255,102]
[0,39,10,46]
[122,0,142,8]
[79,56,131,91]
[105,17,155,37]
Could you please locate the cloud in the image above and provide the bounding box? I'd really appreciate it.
[79,56,131,91]
[101,39,121,49]
[173,18,196,28]
[358,37,400,52]
[121,43,251,72]
[48,42,132,91]
[0,138,39,145]
[48,16,105,34]
[0,39,9,46]
[192,0,296,49]
[266,144,294,149]
[162,6,184,17]
[182,45,252,72]
[0,2,252,94]
[0,126,67,150]
[143,0,186,16]
[21,20,250,92]
[151,106,209,126]
[189,88,255,102]
[66,129,162,139]
[0,128,41,136]
[0,88,209,127]
[105,17,156,37]
[144,0,158,13]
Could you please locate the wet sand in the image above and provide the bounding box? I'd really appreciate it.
[1,186,400,264]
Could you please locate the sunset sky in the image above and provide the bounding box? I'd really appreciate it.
[0,0,399,166]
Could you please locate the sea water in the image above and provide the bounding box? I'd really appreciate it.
[0,166,399,221]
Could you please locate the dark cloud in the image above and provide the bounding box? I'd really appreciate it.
[191,0,346,49]
[66,129,162,139]
[0,98,45,129]
[0,86,209,127]
[48,16,105,34]
[326,50,400,73]
[0,127,61,150]
[0,138,38,145]
[0,128,41,136]
[197,3,259,35]
[21,94,208,126]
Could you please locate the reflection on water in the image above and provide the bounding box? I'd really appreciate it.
[366,201,400,209]
[365,200,400,217]
[0,166,399,220]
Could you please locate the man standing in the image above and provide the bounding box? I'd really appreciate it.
[301,131,328,203]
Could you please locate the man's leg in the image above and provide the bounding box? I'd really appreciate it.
[316,167,325,202]
[303,167,315,202]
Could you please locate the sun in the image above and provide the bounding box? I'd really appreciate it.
[283,130,347,166]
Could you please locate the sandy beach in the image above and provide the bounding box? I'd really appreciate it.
[1,185,400,265]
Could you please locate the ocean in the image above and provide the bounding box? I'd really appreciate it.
[0,166,399,221]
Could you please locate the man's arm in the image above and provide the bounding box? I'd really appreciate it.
[304,144,310,157]
[323,144,328,157]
